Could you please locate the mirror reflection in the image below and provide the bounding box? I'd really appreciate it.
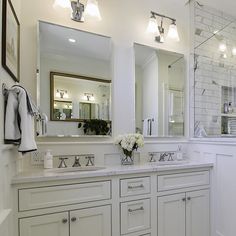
[135,43,185,137]
[51,72,111,121]
[38,21,112,137]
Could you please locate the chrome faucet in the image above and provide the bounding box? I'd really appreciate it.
[159,153,169,162]
[72,156,81,167]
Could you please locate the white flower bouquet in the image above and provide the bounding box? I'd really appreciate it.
[115,133,144,165]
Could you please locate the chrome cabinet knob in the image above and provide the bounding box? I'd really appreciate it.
[187,197,191,201]
[182,198,186,202]
[62,218,68,224]
[71,217,77,222]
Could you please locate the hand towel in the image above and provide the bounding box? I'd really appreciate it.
[5,86,37,154]
[143,118,150,136]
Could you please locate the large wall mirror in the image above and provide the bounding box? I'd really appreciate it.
[37,21,112,137]
[135,43,185,137]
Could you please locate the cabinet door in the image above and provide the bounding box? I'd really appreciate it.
[186,190,210,236]
[158,193,186,236]
[70,205,111,236]
[20,212,69,236]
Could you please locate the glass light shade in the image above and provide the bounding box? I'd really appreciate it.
[167,22,180,42]
[232,47,236,56]
[219,42,227,52]
[146,16,160,35]
[160,35,165,43]
[53,0,71,8]
[84,0,102,21]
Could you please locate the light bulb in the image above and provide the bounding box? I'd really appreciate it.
[232,47,236,56]
[146,15,160,36]
[56,90,60,98]
[64,91,69,99]
[53,0,71,8]
[167,21,180,42]
[84,0,102,21]
[219,42,227,52]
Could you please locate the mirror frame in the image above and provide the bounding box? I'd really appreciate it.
[50,71,112,122]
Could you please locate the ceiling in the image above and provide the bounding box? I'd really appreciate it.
[39,21,112,61]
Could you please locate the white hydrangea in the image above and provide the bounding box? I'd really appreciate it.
[115,133,144,153]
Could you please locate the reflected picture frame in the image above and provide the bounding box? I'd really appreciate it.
[2,0,20,82]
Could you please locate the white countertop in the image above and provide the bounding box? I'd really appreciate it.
[12,160,214,185]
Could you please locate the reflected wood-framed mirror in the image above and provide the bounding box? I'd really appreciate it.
[50,71,112,122]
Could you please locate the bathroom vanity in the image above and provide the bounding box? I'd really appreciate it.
[12,161,212,236]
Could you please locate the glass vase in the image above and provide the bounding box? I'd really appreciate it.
[121,152,134,165]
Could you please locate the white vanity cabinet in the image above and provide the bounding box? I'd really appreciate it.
[20,205,111,236]
[14,166,212,236]
[157,171,210,236]
[20,212,69,236]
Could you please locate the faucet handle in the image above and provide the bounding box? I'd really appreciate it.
[148,152,157,162]
[58,157,68,168]
[85,155,95,166]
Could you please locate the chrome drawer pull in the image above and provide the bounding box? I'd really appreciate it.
[128,184,144,189]
[128,206,144,213]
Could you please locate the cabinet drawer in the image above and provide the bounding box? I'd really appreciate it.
[158,171,210,192]
[19,181,111,211]
[120,199,151,234]
[120,177,150,197]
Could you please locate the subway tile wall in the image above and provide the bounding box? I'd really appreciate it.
[194,1,236,136]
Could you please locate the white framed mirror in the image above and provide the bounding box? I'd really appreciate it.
[134,43,185,137]
[37,21,112,137]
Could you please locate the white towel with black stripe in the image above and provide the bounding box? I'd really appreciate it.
[4,85,37,154]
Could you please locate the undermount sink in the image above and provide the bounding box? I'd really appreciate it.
[154,160,189,166]
[46,166,106,173]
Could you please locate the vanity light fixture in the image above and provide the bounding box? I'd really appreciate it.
[56,89,69,99]
[53,0,101,22]
[147,11,180,43]
[83,93,95,101]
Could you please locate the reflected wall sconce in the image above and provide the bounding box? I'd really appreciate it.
[83,93,95,101]
[53,0,102,22]
[56,89,69,99]
[147,11,180,43]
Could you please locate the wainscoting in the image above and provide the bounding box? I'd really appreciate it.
[189,141,236,236]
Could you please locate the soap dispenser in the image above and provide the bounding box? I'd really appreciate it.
[44,150,53,169]
[176,145,183,161]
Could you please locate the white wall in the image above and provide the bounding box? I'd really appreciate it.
[188,141,236,236]
[0,0,20,235]
[17,0,190,167]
